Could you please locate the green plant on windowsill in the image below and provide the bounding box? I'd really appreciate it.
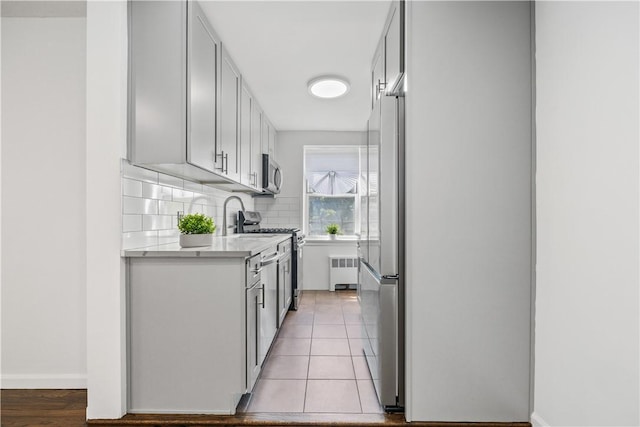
[325,223,340,239]
[177,213,216,248]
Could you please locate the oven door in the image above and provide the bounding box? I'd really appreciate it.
[262,154,282,194]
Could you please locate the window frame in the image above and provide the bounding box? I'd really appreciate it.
[302,145,365,238]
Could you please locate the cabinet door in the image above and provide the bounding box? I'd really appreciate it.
[250,101,263,189]
[269,120,276,158]
[259,260,278,365]
[187,2,219,172]
[260,116,271,154]
[246,283,261,392]
[384,1,404,94]
[278,260,286,327]
[284,256,292,310]
[219,46,241,181]
[277,255,292,327]
[371,38,384,108]
[240,84,252,187]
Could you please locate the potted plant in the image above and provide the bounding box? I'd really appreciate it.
[178,213,216,248]
[325,223,340,239]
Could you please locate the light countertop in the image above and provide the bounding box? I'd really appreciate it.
[123,234,290,258]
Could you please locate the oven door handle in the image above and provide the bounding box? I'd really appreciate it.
[260,252,280,266]
[296,241,306,248]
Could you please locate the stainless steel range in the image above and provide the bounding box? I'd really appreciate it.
[237,211,305,310]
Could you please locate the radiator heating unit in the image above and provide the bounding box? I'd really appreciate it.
[329,256,358,291]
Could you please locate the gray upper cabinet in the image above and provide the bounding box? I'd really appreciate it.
[371,0,404,107]
[219,46,241,182]
[269,120,277,159]
[188,2,219,173]
[239,83,253,188]
[251,99,263,189]
[262,116,276,158]
[371,38,384,106]
[128,0,274,192]
[129,0,188,168]
[383,1,404,95]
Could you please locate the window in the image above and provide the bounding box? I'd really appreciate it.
[303,146,364,237]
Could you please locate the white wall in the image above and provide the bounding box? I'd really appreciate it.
[1,14,87,388]
[533,2,639,426]
[303,242,357,291]
[405,1,533,422]
[85,1,128,418]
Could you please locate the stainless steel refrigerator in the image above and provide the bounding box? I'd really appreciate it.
[358,93,405,411]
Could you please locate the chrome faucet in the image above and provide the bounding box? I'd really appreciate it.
[222,195,246,236]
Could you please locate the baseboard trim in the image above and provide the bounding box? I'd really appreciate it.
[531,412,549,427]
[1,373,87,389]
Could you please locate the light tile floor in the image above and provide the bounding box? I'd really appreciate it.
[244,290,383,414]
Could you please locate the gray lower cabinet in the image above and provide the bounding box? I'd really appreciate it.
[246,282,261,392]
[127,257,246,414]
[259,249,279,366]
[277,240,292,327]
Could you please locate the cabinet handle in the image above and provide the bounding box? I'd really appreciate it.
[215,150,225,171]
[260,284,265,308]
[377,79,386,97]
[224,153,229,174]
[251,267,262,274]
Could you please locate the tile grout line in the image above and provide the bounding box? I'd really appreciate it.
[301,290,316,413]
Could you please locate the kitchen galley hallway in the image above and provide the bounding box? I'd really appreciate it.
[241,290,383,414]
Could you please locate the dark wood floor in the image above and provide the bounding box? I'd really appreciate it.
[1,389,87,427]
[1,389,531,427]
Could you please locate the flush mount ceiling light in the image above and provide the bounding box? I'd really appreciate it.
[308,76,350,99]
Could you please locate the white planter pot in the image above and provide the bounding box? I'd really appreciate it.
[179,233,214,248]
[328,234,337,240]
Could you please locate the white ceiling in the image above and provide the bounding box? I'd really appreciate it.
[200,1,391,132]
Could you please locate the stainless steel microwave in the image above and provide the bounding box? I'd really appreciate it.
[262,154,282,194]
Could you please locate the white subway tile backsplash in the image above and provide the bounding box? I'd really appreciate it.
[122,163,158,183]
[203,205,216,218]
[121,162,257,250]
[186,204,202,214]
[122,178,143,197]
[142,182,173,201]
[158,172,184,189]
[142,214,173,231]
[192,192,215,206]
[123,215,143,232]
[172,189,194,203]
[158,200,185,215]
[123,196,158,215]
[122,231,158,250]
[158,229,180,245]
[183,181,204,193]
